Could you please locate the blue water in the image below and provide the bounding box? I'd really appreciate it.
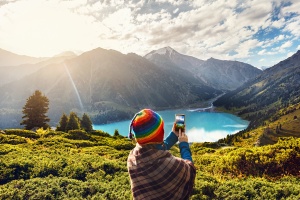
[93,109,249,142]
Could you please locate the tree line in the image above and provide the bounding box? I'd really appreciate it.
[20,90,93,132]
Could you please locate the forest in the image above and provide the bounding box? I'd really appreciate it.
[0,128,299,199]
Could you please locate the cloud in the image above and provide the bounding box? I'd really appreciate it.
[271,18,285,29]
[173,8,179,14]
[186,127,238,143]
[275,34,285,41]
[0,0,17,7]
[281,40,293,49]
[223,124,248,128]
[0,0,299,68]
[284,16,300,37]
[287,52,294,57]
[281,0,300,15]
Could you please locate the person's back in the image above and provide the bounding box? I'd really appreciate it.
[127,109,196,200]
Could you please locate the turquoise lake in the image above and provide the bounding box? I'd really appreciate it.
[93,109,249,142]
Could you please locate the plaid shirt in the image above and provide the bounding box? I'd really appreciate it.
[127,144,196,200]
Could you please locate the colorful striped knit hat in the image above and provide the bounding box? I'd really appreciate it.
[129,109,164,145]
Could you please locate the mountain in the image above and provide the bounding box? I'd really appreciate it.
[145,47,262,91]
[0,52,77,86]
[0,48,47,67]
[145,46,204,70]
[199,58,262,90]
[214,50,300,129]
[0,47,221,128]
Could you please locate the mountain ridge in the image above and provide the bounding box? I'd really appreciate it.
[214,50,300,129]
[145,47,262,91]
[0,48,48,67]
[0,47,221,128]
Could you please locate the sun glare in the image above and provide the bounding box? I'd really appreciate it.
[0,0,100,57]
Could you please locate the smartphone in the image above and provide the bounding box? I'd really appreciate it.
[175,114,185,131]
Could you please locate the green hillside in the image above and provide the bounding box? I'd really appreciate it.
[217,103,300,148]
[214,50,300,130]
[0,129,299,199]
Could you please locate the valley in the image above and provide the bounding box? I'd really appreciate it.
[0,47,259,128]
[0,47,300,200]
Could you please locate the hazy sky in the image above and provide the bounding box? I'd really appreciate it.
[0,0,299,68]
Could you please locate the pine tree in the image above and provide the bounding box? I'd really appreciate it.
[20,90,50,130]
[114,129,120,137]
[57,113,68,132]
[81,113,93,132]
[65,112,81,132]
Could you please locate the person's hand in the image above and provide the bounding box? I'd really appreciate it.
[172,123,179,136]
[178,129,188,143]
[172,123,185,136]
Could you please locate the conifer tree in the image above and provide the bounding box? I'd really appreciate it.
[65,112,81,132]
[81,113,93,132]
[114,129,120,137]
[57,113,68,132]
[20,90,50,130]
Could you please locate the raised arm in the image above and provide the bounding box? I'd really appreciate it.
[156,123,179,150]
[178,129,193,163]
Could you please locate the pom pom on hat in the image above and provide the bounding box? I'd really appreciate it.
[129,109,164,145]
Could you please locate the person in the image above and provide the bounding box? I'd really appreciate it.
[127,109,196,200]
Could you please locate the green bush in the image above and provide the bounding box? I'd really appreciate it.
[90,130,111,137]
[4,129,39,139]
[203,137,300,177]
[43,130,65,138]
[0,129,300,200]
[190,144,216,155]
[65,130,91,140]
[0,134,27,145]
[110,139,135,150]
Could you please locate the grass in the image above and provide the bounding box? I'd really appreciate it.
[232,103,300,147]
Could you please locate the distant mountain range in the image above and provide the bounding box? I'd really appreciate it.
[0,46,264,128]
[145,47,262,91]
[214,50,300,129]
[0,53,77,86]
[0,48,48,67]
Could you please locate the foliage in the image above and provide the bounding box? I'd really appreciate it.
[65,112,81,132]
[0,130,299,199]
[81,113,93,132]
[0,134,27,145]
[217,103,300,147]
[65,130,91,140]
[56,113,68,132]
[57,112,93,132]
[90,130,111,137]
[20,90,50,130]
[114,129,120,137]
[4,129,39,139]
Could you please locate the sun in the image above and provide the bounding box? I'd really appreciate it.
[0,0,100,57]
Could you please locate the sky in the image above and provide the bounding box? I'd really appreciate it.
[0,0,300,69]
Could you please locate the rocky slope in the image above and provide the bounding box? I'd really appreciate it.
[145,47,262,91]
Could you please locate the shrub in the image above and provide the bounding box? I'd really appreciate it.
[65,130,90,140]
[110,139,135,150]
[43,131,65,138]
[90,130,111,137]
[0,134,27,145]
[4,129,39,139]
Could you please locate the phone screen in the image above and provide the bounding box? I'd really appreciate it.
[175,114,185,131]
